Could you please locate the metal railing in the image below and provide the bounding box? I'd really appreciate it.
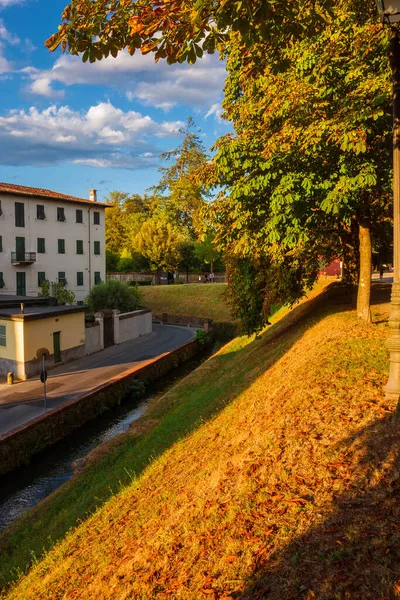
[11,252,37,265]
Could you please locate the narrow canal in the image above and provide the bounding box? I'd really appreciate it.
[0,348,214,531]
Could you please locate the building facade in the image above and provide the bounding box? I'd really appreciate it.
[0,183,108,303]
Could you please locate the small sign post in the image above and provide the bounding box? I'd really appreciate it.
[40,352,48,412]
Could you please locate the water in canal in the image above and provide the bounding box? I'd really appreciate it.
[0,349,214,531]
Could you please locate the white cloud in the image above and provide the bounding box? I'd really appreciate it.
[205,102,224,122]
[0,102,184,169]
[0,19,19,44]
[0,0,25,7]
[0,47,11,74]
[30,76,64,99]
[25,50,226,111]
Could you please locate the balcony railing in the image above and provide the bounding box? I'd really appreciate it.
[11,252,37,265]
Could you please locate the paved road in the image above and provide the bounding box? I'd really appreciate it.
[0,324,196,436]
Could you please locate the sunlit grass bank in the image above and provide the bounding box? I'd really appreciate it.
[2,282,398,599]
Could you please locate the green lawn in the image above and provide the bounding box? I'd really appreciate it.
[141,283,232,323]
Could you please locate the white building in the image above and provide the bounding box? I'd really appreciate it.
[0,183,109,303]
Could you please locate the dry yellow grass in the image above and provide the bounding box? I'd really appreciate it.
[3,282,399,600]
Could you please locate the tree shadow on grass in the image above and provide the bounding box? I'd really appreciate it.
[235,415,400,600]
[0,283,365,590]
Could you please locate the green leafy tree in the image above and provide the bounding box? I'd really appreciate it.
[86,280,142,313]
[47,0,331,64]
[225,256,316,335]
[206,2,391,325]
[105,191,131,255]
[134,217,185,282]
[39,280,76,305]
[151,117,210,235]
[194,234,224,276]
[178,241,200,283]
[116,248,134,272]
[106,250,119,273]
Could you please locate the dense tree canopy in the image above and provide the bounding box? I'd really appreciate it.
[51,0,393,331]
[47,0,333,64]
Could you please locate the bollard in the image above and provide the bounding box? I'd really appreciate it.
[7,372,14,385]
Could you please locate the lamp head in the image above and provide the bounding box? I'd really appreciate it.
[378,0,400,24]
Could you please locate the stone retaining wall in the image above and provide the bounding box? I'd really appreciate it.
[118,309,152,344]
[0,338,200,477]
[85,322,102,356]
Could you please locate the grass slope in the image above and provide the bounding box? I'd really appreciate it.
[2,283,399,599]
[0,281,332,591]
[141,283,232,322]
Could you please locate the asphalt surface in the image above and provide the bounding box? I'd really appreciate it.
[0,324,196,436]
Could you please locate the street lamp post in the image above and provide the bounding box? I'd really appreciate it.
[377,0,400,422]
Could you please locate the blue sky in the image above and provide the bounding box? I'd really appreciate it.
[0,0,228,202]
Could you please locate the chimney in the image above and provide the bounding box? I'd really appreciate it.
[89,189,97,202]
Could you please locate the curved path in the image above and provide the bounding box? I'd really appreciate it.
[0,324,196,436]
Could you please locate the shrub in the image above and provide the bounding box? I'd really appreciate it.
[86,280,142,313]
[40,280,76,305]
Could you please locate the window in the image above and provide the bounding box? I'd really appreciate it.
[38,272,46,287]
[57,207,66,222]
[0,236,2,252]
[93,211,100,225]
[94,241,101,255]
[37,204,46,220]
[0,272,4,289]
[0,200,3,216]
[37,238,46,253]
[77,272,84,286]
[58,271,67,285]
[94,272,101,285]
[0,325,6,347]
[58,239,65,254]
[76,209,83,223]
[76,240,84,255]
[15,202,25,227]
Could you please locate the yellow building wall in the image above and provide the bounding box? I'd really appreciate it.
[23,312,86,362]
[0,319,25,362]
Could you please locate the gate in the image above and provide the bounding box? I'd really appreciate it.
[103,312,114,348]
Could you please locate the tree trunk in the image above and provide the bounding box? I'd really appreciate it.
[356,224,372,323]
[186,267,189,284]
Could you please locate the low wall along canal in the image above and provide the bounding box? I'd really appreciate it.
[0,345,214,531]
[0,337,201,477]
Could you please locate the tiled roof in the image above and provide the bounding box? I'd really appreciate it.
[0,182,110,207]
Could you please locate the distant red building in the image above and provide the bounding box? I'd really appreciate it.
[320,259,341,277]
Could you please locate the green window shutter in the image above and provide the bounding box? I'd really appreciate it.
[94,211,100,225]
[15,202,25,227]
[57,207,66,222]
[76,209,83,223]
[0,324,6,347]
[37,205,46,220]
[77,272,84,286]
[94,241,100,255]
[37,238,45,253]
[76,240,84,255]
[58,272,66,285]
[58,239,65,254]
[0,236,2,252]
[0,272,5,288]
[38,272,46,287]
[94,272,101,285]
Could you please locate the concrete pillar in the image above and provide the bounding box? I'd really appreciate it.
[113,309,120,344]
[203,319,211,333]
[95,312,104,351]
